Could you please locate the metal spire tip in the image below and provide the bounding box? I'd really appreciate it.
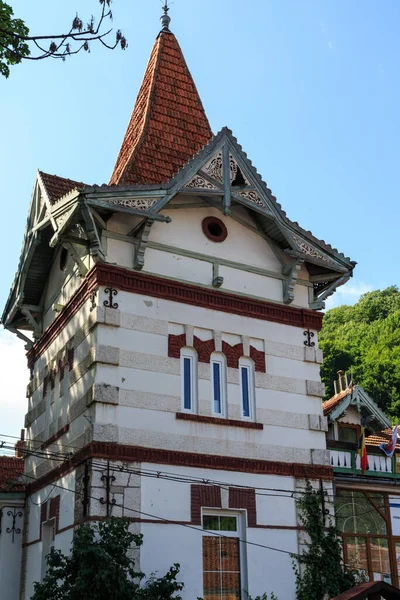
[160,0,171,31]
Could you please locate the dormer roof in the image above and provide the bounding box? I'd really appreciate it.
[38,171,85,205]
[323,384,391,431]
[109,29,212,186]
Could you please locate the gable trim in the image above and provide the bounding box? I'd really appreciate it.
[328,386,391,430]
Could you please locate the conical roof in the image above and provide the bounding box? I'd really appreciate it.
[109,29,212,186]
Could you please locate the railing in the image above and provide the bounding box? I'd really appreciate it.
[329,447,395,478]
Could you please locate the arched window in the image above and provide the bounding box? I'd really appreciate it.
[210,353,227,417]
[239,358,255,420]
[180,347,198,413]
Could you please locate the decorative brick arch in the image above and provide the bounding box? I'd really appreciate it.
[168,334,266,372]
[250,346,266,373]
[168,333,186,359]
[191,485,222,525]
[221,341,243,369]
[193,336,215,363]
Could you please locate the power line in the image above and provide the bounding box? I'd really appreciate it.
[0,463,301,558]
[1,445,389,520]
[0,440,335,502]
[1,439,389,506]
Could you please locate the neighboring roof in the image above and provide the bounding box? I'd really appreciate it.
[0,456,24,492]
[39,171,85,205]
[323,387,354,416]
[323,384,391,431]
[332,580,400,600]
[365,427,400,450]
[109,30,212,186]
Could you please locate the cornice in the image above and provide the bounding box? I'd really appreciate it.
[27,263,323,368]
[26,441,333,494]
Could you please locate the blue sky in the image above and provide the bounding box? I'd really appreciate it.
[0,0,399,437]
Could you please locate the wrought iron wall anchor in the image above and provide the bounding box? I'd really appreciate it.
[104,288,118,309]
[303,329,315,347]
[99,461,116,517]
[89,289,98,311]
[6,508,23,543]
[82,461,90,517]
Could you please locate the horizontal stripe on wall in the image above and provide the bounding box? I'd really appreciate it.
[26,441,333,494]
[27,264,323,367]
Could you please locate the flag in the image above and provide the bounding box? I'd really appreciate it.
[380,425,399,458]
[358,416,368,475]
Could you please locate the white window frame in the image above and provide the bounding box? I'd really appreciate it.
[180,347,198,413]
[201,509,247,600]
[43,380,51,441]
[60,362,70,429]
[41,517,56,581]
[239,358,255,421]
[210,353,227,418]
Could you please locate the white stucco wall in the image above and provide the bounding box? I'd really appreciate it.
[0,498,24,600]
[103,201,312,308]
[24,473,76,600]
[136,465,299,600]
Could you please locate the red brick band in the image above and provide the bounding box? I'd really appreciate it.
[26,442,333,495]
[41,424,70,450]
[27,264,322,368]
[168,335,266,372]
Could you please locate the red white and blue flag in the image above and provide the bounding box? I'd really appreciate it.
[358,416,368,474]
[380,425,399,458]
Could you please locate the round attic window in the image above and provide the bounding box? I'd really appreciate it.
[202,217,228,243]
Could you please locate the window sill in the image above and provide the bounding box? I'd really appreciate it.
[176,412,263,429]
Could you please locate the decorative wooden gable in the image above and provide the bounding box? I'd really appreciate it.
[184,150,271,213]
[146,128,355,308]
[179,143,272,216]
[324,384,391,431]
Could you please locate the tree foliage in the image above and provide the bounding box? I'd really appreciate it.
[31,518,183,600]
[0,0,126,78]
[293,481,359,600]
[320,286,400,418]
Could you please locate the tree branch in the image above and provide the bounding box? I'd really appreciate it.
[0,0,126,77]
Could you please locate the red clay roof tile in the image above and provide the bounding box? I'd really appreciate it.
[365,428,400,450]
[0,456,24,492]
[109,31,212,186]
[39,171,85,205]
[323,387,353,416]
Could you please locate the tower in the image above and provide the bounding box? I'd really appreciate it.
[2,7,355,599]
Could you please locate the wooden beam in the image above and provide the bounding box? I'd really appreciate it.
[21,307,42,339]
[62,241,88,277]
[133,218,155,271]
[6,327,33,349]
[91,208,107,230]
[310,274,350,310]
[222,143,231,215]
[282,259,304,304]
[79,198,105,262]
[86,198,171,222]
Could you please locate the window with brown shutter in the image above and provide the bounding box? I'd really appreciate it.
[202,513,243,600]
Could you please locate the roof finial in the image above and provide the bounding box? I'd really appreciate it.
[160,1,171,32]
